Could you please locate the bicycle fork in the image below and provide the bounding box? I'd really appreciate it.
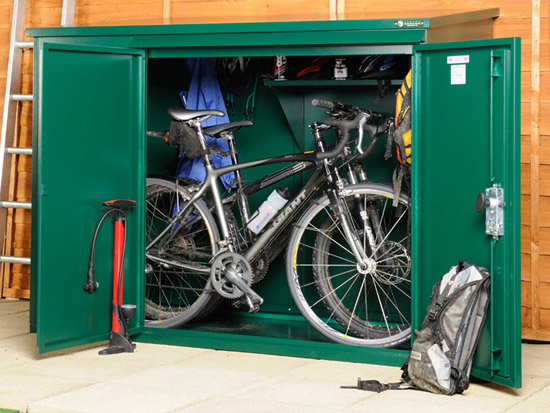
[326,189,376,274]
[312,123,374,273]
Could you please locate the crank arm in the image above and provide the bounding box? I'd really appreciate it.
[223,265,264,312]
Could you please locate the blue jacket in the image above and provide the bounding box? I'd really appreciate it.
[176,58,234,188]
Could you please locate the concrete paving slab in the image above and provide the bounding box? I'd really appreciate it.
[177,396,341,413]
[110,363,269,397]
[0,327,28,340]
[504,400,550,413]
[523,381,550,403]
[226,376,375,411]
[178,347,312,375]
[348,385,519,413]
[0,311,29,330]
[284,358,400,384]
[0,372,94,413]
[0,334,39,369]
[0,299,549,413]
[522,343,550,378]
[29,382,198,413]
[0,299,30,316]
[466,376,550,401]
[79,342,211,366]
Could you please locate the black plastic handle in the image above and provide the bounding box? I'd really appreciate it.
[475,192,490,212]
[312,99,335,110]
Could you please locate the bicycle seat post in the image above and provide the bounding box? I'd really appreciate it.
[188,118,211,162]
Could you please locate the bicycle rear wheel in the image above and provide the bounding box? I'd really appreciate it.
[286,183,411,347]
[145,177,221,328]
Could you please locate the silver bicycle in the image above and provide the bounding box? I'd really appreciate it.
[145,100,411,347]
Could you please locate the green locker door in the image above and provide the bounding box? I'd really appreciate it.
[33,43,146,353]
[412,38,521,387]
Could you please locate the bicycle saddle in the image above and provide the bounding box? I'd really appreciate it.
[203,120,254,137]
[168,107,225,122]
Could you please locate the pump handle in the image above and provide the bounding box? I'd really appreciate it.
[103,199,137,208]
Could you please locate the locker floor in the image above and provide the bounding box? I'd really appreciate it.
[1,298,547,413]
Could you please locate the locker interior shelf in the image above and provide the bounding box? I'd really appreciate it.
[263,79,404,87]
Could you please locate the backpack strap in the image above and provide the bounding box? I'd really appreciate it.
[375,79,391,103]
[396,77,411,123]
[392,165,405,207]
[450,366,470,394]
[385,123,396,160]
[339,358,422,393]
[341,378,414,392]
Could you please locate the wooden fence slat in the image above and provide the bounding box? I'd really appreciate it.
[531,0,541,331]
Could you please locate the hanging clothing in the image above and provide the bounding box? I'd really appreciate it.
[176,57,234,188]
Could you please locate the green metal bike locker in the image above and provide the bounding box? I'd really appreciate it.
[28,8,522,388]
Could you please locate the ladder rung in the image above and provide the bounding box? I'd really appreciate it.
[0,256,30,265]
[0,201,32,209]
[7,147,32,155]
[11,94,33,101]
[15,41,33,49]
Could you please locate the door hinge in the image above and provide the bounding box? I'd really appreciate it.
[475,184,505,239]
[490,347,502,376]
[40,184,48,196]
[491,50,504,78]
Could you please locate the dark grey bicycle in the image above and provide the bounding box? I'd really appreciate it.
[145,100,411,347]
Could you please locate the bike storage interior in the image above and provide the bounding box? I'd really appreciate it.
[28,9,522,388]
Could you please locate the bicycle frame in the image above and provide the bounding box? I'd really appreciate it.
[146,113,376,281]
[146,151,327,267]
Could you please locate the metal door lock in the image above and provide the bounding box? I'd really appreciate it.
[475,185,505,239]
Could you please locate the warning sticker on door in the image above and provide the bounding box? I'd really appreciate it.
[451,64,466,85]
[447,55,470,64]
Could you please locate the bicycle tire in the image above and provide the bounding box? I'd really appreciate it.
[145,176,221,328]
[286,183,411,347]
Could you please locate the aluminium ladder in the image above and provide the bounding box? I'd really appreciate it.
[0,1,75,269]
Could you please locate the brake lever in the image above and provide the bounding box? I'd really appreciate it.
[356,116,368,155]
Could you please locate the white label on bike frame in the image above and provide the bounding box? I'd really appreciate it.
[450,64,466,85]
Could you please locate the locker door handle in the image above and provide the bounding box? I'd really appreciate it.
[475,185,505,239]
[474,192,491,212]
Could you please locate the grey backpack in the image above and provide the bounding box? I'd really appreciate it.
[403,260,491,394]
[343,260,491,395]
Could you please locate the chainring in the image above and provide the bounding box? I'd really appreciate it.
[251,253,269,283]
[210,251,253,299]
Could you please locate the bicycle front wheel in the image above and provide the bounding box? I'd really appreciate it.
[286,183,411,347]
[145,177,220,328]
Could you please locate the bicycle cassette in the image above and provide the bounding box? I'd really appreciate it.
[210,252,253,299]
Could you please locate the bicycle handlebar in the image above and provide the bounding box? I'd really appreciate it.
[355,118,394,161]
[312,99,393,161]
[316,112,371,160]
[312,99,358,114]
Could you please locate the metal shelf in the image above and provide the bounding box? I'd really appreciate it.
[264,79,403,87]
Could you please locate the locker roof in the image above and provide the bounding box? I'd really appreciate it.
[27,8,498,44]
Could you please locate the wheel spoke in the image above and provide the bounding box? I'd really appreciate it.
[288,185,411,347]
[144,179,219,327]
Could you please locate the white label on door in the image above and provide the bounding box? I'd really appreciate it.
[451,64,466,85]
[447,55,470,64]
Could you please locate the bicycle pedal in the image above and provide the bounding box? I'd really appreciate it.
[248,302,261,313]
[231,299,244,309]
[245,295,263,313]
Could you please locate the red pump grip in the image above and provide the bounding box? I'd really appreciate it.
[103,199,137,208]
